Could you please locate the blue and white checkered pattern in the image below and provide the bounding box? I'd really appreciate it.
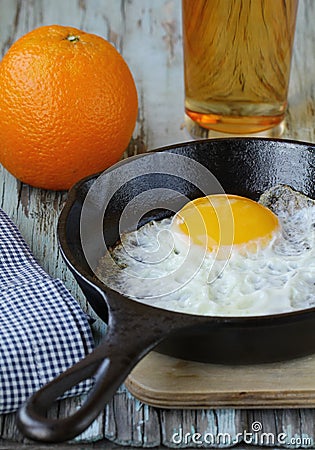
[0,208,95,413]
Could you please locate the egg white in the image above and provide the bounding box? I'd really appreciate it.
[96,185,315,316]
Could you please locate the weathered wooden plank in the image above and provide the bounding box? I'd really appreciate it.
[284,0,315,143]
[104,388,161,447]
[121,0,187,151]
[0,440,141,449]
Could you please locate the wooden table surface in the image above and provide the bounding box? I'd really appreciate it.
[0,0,314,448]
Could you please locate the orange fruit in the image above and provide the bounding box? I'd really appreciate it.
[0,25,138,190]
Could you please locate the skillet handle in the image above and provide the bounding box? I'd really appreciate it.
[16,316,165,443]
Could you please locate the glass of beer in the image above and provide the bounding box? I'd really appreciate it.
[182,0,299,137]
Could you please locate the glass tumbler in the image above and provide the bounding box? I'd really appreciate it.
[182,0,299,137]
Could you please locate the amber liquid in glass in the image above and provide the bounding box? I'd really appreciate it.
[182,0,298,135]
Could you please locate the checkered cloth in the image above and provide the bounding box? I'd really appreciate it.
[0,208,95,413]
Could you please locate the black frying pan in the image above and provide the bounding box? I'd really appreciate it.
[17,138,315,443]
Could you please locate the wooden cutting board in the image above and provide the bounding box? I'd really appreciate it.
[125,351,315,409]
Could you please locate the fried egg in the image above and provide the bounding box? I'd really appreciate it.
[96,185,315,316]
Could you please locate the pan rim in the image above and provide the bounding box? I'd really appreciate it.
[58,137,315,324]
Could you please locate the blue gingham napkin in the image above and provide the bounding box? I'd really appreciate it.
[0,208,95,413]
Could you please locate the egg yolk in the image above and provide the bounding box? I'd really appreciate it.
[171,194,279,253]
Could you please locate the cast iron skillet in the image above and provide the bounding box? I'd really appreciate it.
[17,138,315,443]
